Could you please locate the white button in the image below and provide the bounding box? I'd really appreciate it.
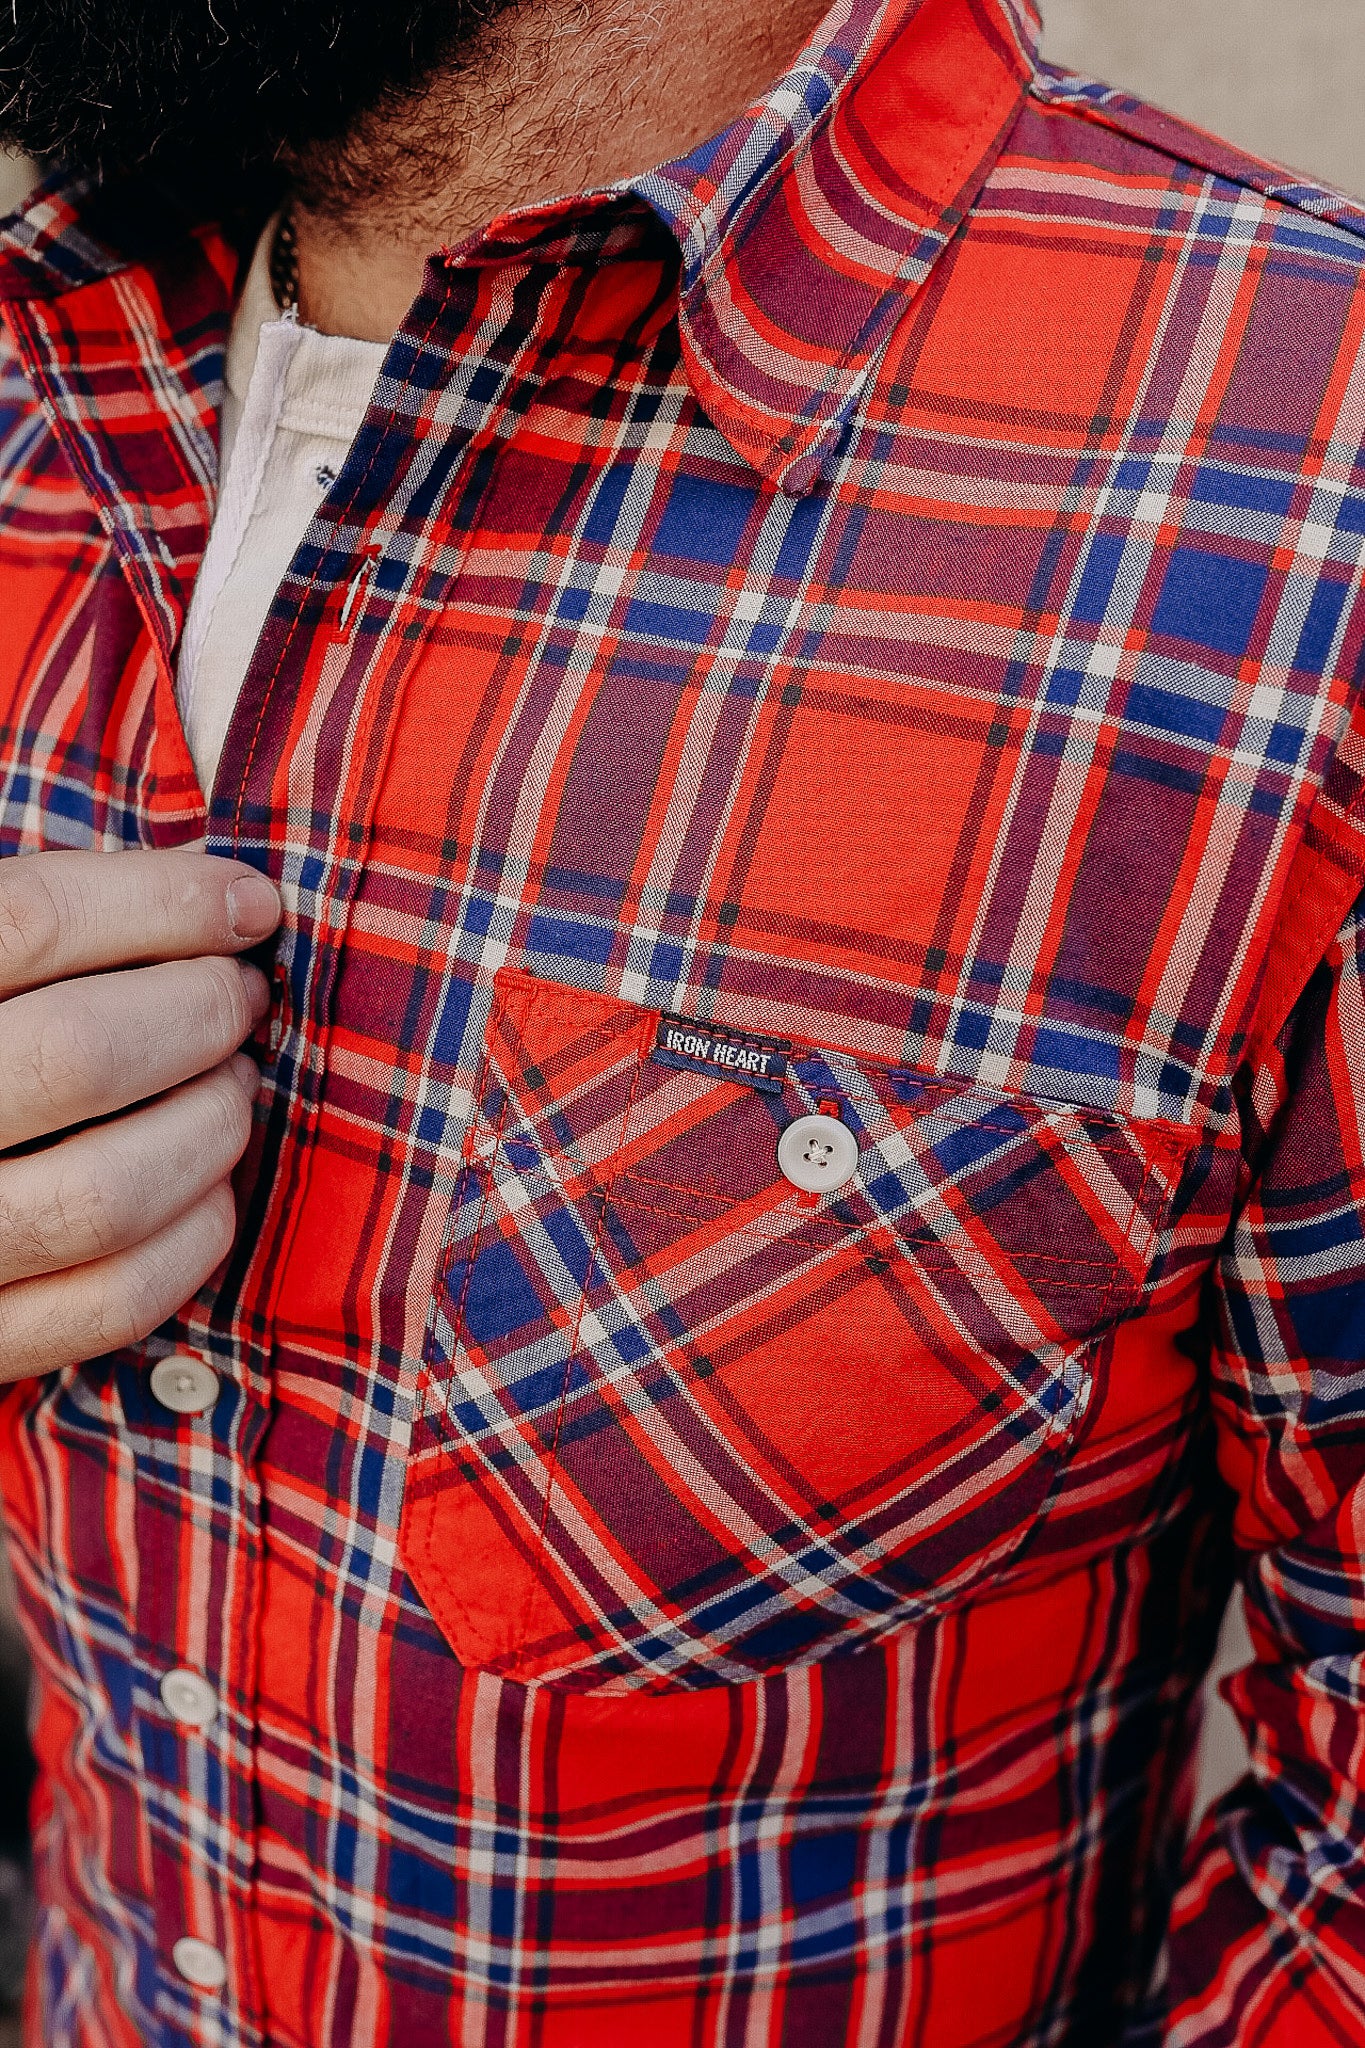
[171,1936,227,1991]
[160,1669,218,1730]
[150,1355,220,1417]
[777,1113,860,1194]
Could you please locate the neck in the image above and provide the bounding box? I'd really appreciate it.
[290,0,829,342]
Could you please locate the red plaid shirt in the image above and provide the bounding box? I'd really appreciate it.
[2,1,1365,2041]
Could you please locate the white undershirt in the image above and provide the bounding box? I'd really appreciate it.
[176,224,390,791]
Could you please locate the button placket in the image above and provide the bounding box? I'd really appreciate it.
[134,1342,262,2030]
[150,251,586,2039]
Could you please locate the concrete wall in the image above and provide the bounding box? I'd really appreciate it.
[1041,0,1365,198]
[0,157,32,216]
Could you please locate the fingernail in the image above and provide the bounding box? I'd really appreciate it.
[226,872,282,943]
[239,963,271,1023]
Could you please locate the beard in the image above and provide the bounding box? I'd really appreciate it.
[0,0,521,212]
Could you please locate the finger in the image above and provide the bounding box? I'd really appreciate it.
[0,1182,238,1384]
[0,1055,258,1288]
[0,849,281,999]
[0,955,269,1152]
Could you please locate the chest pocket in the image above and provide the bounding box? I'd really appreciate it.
[400,969,1191,1692]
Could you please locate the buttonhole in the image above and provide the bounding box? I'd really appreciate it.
[328,544,382,645]
[258,964,289,1061]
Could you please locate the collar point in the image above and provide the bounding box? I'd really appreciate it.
[775,447,832,498]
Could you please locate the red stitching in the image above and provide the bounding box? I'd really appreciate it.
[517,1030,645,1632]
[428,1058,505,1386]
[600,1183,1134,1289]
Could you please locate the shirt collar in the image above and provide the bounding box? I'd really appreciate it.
[634,0,1040,491]
[0,0,1039,497]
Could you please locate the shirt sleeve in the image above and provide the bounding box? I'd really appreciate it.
[1163,883,1365,2045]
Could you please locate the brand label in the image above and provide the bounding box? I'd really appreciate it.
[652,1014,790,1093]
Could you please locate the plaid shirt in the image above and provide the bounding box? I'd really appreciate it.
[1,0,1365,2040]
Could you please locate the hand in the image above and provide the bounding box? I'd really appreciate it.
[0,850,282,1381]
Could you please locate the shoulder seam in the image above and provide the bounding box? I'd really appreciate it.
[1027,64,1365,250]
